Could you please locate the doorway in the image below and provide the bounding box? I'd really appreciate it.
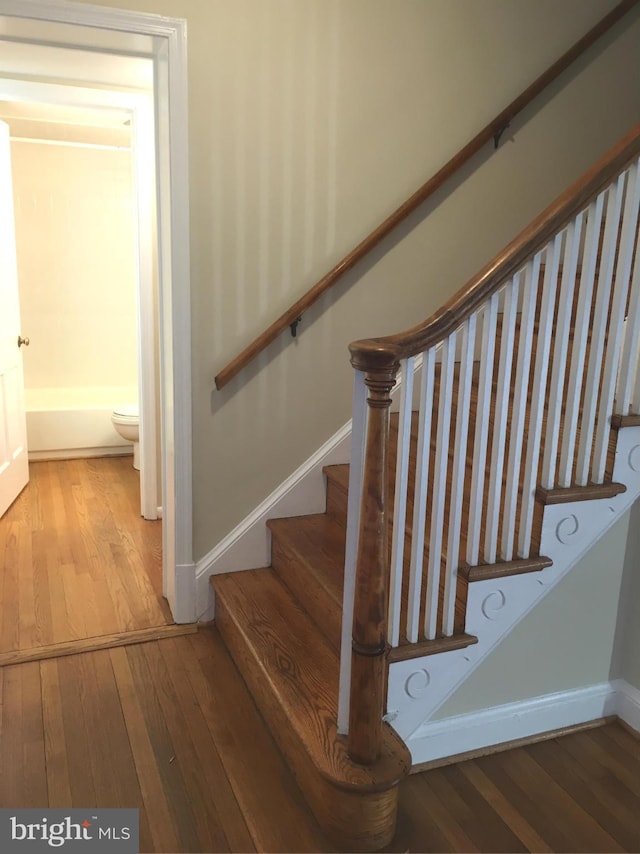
[0,84,159,521]
[0,0,194,627]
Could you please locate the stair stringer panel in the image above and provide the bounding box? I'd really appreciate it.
[387,425,640,748]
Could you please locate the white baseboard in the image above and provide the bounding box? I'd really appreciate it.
[171,562,197,624]
[29,447,132,462]
[194,420,352,619]
[407,680,638,765]
[614,678,640,733]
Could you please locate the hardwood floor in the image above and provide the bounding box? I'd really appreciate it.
[0,458,172,656]
[0,625,638,853]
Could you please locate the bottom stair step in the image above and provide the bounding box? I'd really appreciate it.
[213,568,411,852]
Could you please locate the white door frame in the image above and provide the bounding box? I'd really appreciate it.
[0,0,195,622]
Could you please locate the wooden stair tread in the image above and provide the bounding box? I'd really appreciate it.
[611,413,640,429]
[267,514,346,651]
[388,632,478,663]
[213,568,410,793]
[537,482,626,504]
[462,555,553,582]
[268,514,346,605]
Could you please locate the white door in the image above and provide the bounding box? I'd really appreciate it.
[0,119,28,518]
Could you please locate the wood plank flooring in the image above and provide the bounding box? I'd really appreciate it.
[0,458,172,655]
[0,625,637,853]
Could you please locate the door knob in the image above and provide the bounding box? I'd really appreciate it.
[17,335,30,348]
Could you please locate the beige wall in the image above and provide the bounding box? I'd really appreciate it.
[73,0,640,562]
[436,511,632,718]
[9,134,138,392]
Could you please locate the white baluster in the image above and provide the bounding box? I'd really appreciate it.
[616,159,640,415]
[388,356,414,646]
[558,195,605,486]
[406,348,435,643]
[443,316,476,636]
[541,215,584,490]
[337,369,368,735]
[466,294,498,565]
[424,333,456,640]
[576,174,625,486]
[484,276,519,564]
[518,234,562,558]
[593,165,640,480]
[630,248,640,413]
[501,253,541,561]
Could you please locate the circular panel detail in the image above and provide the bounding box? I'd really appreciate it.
[404,668,430,699]
[555,514,579,545]
[481,590,506,621]
[628,444,640,473]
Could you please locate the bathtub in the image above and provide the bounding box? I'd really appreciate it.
[25,386,138,461]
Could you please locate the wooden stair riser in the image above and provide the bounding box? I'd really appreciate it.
[325,473,349,527]
[269,521,343,652]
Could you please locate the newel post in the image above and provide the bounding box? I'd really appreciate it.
[347,341,400,766]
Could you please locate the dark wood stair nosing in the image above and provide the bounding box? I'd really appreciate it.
[611,413,640,429]
[536,481,626,505]
[388,632,478,663]
[461,555,553,582]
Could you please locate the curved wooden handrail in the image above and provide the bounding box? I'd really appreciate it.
[349,124,640,372]
[215,0,639,390]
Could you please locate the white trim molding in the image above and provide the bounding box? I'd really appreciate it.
[28,448,132,462]
[407,680,638,766]
[614,678,640,733]
[172,562,197,624]
[0,0,181,37]
[195,420,353,619]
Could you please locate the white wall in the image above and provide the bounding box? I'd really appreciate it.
[7,118,138,393]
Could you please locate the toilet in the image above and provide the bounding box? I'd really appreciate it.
[111,404,140,470]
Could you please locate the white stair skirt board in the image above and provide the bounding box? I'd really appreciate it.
[195,421,352,619]
[406,680,638,765]
[388,425,640,743]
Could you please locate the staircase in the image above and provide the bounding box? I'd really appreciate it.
[213,127,640,851]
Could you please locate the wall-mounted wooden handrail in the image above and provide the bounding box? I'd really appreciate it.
[214,0,639,390]
[349,124,640,371]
